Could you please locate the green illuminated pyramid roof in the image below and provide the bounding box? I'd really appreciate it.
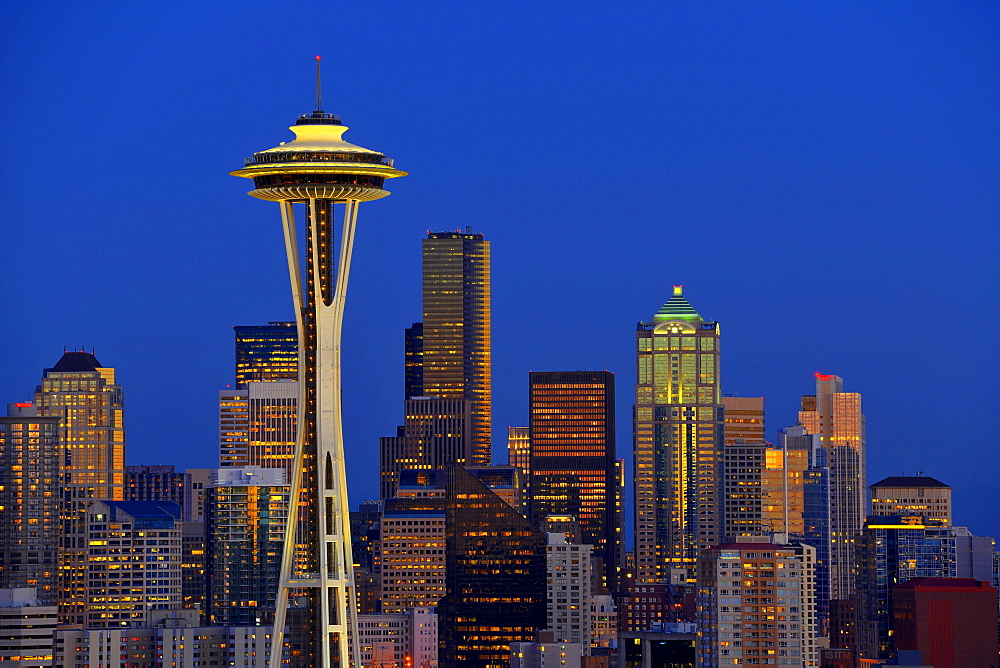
[653,286,702,323]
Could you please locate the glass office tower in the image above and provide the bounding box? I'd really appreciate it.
[633,287,723,582]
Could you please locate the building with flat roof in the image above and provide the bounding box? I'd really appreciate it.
[420,230,492,466]
[869,476,951,526]
[892,577,998,668]
[530,371,620,592]
[234,321,298,386]
[696,538,817,667]
[0,404,60,605]
[0,588,57,668]
[83,500,182,628]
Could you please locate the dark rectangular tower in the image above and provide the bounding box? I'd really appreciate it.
[234,321,298,387]
[528,370,620,592]
[438,463,546,667]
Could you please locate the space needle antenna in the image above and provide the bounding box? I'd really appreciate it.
[315,55,323,111]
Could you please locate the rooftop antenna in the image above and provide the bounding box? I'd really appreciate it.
[315,55,323,112]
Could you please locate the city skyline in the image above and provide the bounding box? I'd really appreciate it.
[2,1,997,543]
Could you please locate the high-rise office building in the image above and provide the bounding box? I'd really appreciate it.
[380,470,448,614]
[720,440,766,539]
[219,381,298,471]
[234,322,298,387]
[404,322,424,400]
[33,351,125,625]
[780,424,831,635]
[420,229,492,465]
[125,464,192,519]
[0,404,60,605]
[529,371,620,591]
[634,287,723,581]
[82,500,182,628]
[379,397,473,500]
[230,64,407,667]
[798,373,865,601]
[507,426,531,505]
[438,463,547,668]
[852,514,998,660]
[721,396,765,444]
[869,475,952,526]
[206,467,289,626]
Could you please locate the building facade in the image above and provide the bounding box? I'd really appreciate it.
[206,468,289,626]
[530,371,620,591]
[546,532,593,652]
[0,404,61,605]
[380,397,473,500]
[869,476,952,526]
[721,396,765,444]
[380,471,447,614]
[696,539,817,667]
[357,608,438,668]
[419,230,492,466]
[219,380,298,471]
[438,463,547,668]
[798,373,865,602]
[82,501,182,628]
[234,321,298,386]
[0,588,58,668]
[634,287,723,581]
[891,577,999,668]
[33,351,125,625]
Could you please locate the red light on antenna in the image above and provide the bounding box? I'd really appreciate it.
[315,55,321,61]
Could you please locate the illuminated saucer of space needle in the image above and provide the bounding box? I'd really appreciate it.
[231,56,407,202]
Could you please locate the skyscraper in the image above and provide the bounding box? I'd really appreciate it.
[420,229,492,465]
[230,58,406,667]
[798,373,865,601]
[234,322,298,386]
[219,381,298,471]
[438,463,547,668]
[633,287,723,582]
[529,370,620,591]
[379,397,473,499]
[0,403,61,604]
[33,351,125,625]
[206,467,289,626]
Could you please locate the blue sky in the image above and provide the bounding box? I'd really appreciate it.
[2,1,997,538]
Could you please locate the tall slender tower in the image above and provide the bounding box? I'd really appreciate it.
[798,373,865,602]
[633,287,723,582]
[421,229,492,464]
[231,58,406,668]
[34,351,125,624]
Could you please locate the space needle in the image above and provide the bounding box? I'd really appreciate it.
[231,57,406,667]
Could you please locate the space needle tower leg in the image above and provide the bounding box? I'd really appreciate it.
[232,58,406,668]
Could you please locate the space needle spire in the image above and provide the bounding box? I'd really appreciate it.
[232,60,406,668]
